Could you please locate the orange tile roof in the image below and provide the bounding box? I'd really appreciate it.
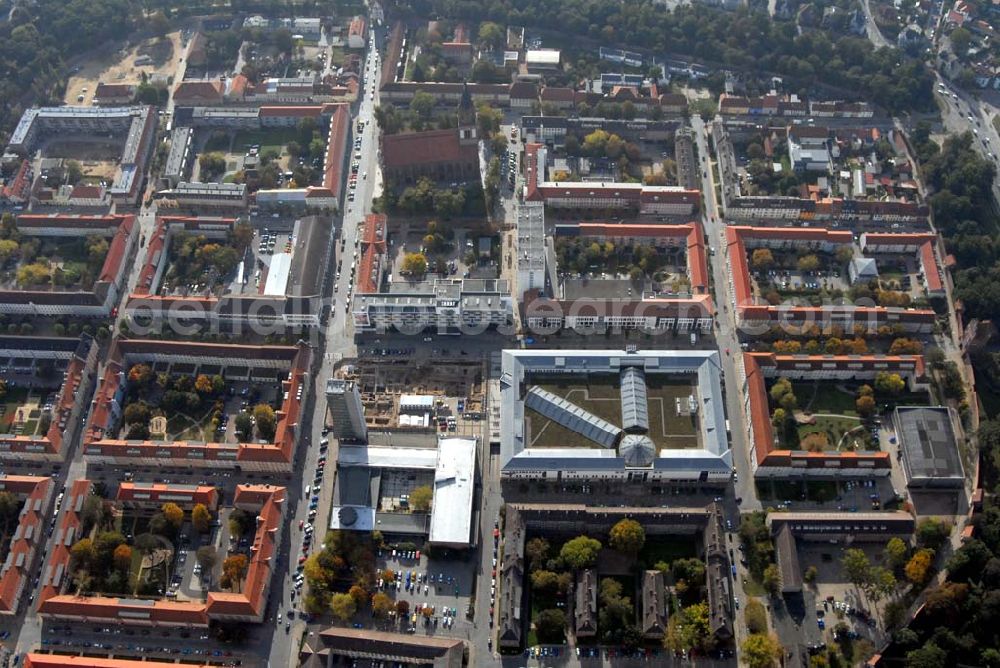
[39,479,91,604]
[920,241,943,292]
[172,80,223,104]
[116,482,218,509]
[84,340,309,468]
[744,352,918,469]
[323,104,350,202]
[0,476,51,612]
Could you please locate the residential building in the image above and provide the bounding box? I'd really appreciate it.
[725,226,937,333]
[787,125,832,172]
[0,476,54,614]
[163,126,193,188]
[93,83,137,106]
[524,143,700,215]
[172,80,225,105]
[348,16,367,48]
[766,511,916,541]
[153,182,248,208]
[515,202,546,302]
[742,352,927,475]
[641,570,668,639]
[0,336,98,462]
[299,629,464,668]
[575,569,598,638]
[83,340,310,472]
[1,214,137,318]
[352,278,512,333]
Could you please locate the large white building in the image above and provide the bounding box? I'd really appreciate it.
[499,349,733,485]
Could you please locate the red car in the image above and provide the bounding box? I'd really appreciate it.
[298,555,307,564]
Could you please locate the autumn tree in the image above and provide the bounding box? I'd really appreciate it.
[797,254,820,272]
[70,538,96,567]
[745,598,768,634]
[905,548,935,585]
[113,544,132,571]
[884,537,909,570]
[196,546,217,572]
[525,537,550,571]
[372,591,393,617]
[253,404,277,440]
[762,563,782,596]
[161,502,184,530]
[401,252,428,276]
[221,554,249,592]
[409,485,433,512]
[742,633,782,668]
[348,584,369,607]
[330,592,357,621]
[609,518,646,555]
[191,503,211,533]
[395,599,410,616]
[856,394,876,417]
[874,371,906,395]
[751,248,775,270]
[664,602,714,654]
[194,374,213,394]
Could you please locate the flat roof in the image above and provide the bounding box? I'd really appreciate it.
[894,406,964,482]
[428,437,476,547]
[338,446,437,470]
[263,252,292,296]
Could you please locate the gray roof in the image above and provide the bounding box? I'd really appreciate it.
[893,406,965,484]
[525,386,621,448]
[620,434,656,468]
[500,349,732,478]
[620,366,649,433]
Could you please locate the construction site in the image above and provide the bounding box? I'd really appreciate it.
[335,357,487,435]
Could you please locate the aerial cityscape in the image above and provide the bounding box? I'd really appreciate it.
[0,0,998,666]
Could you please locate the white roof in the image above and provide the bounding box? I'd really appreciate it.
[526,49,561,65]
[263,252,292,296]
[338,446,437,469]
[400,394,435,408]
[429,437,477,547]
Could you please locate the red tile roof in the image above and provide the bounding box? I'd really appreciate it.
[358,214,387,294]
[0,476,51,612]
[172,80,223,104]
[84,340,308,468]
[382,128,478,170]
[116,482,218,509]
[744,352,912,469]
[349,15,366,38]
[323,104,350,203]
[920,240,943,292]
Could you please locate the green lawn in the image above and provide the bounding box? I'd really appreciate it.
[803,382,859,416]
[232,128,302,155]
[797,415,865,451]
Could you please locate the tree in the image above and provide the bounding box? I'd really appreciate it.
[797,254,820,272]
[916,518,951,549]
[874,371,906,396]
[402,252,428,276]
[906,641,948,668]
[535,608,566,643]
[530,569,561,593]
[195,374,213,394]
[905,548,935,585]
[330,592,357,621]
[664,602,714,654]
[372,591,393,617]
[221,555,249,592]
[410,90,435,120]
[62,159,85,186]
[148,10,170,37]
[113,544,132,572]
[884,537,909,570]
[770,378,794,403]
[395,599,410,616]
[348,584,369,607]
[123,402,151,426]
[70,538,96,567]
[742,633,782,668]
[191,504,211,533]
[751,248,775,270]
[17,263,51,286]
[196,546,217,572]
[672,558,707,587]
[842,548,872,590]
[235,412,253,441]
[0,239,19,264]
[745,598,768,634]
[253,404,276,440]
[609,518,645,555]
[134,533,159,555]
[94,531,126,569]
[559,535,602,570]
[771,408,788,429]
[198,152,227,180]
[478,21,504,49]
[804,565,818,583]
[856,394,877,417]
[762,563,782,596]
[836,245,855,264]
[525,537,550,571]
[409,485,433,512]
[161,502,184,530]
